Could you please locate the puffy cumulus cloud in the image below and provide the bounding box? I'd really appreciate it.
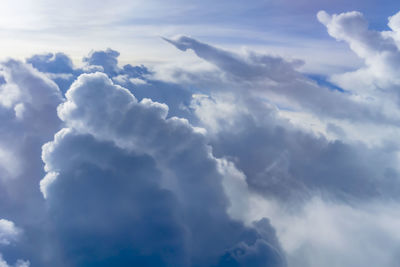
[0,59,62,189]
[0,219,21,245]
[40,73,286,266]
[27,49,193,119]
[317,10,400,108]
[0,50,193,265]
[80,48,193,119]
[81,48,149,80]
[82,48,151,80]
[0,60,61,111]
[0,59,62,184]
[0,220,29,267]
[317,10,400,78]
[0,60,62,265]
[26,53,77,93]
[83,49,121,77]
[26,53,74,74]
[0,254,29,267]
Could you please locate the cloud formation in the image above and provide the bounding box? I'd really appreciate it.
[2,9,400,266]
[0,59,63,266]
[164,35,400,126]
[318,10,400,120]
[0,219,29,267]
[0,219,20,245]
[40,73,286,266]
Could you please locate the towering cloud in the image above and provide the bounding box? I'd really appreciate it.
[40,73,286,266]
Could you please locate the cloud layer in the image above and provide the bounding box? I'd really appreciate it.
[1,9,400,267]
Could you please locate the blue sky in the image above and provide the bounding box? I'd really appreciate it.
[1,0,398,73]
[2,1,400,267]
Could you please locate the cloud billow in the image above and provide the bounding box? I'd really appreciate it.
[2,10,400,266]
[40,73,286,266]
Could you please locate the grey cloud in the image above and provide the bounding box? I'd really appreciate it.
[82,48,151,80]
[164,35,400,126]
[80,48,193,119]
[26,49,194,120]
[40,72,286,266]
[26,52,78,93]
[163,35,400,202]
[83,48,121,77]
[191,94,400,204]
[26,53,74,74]
[0,60,63,266]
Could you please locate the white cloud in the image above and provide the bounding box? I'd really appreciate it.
[39,172,59,199]
[0,254,29,267]
[0,219,20,245]
[40,71,286,266]
[254,197,400,267]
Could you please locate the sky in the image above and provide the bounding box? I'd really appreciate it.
[1,0,398,73]
[1,1,400,267]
